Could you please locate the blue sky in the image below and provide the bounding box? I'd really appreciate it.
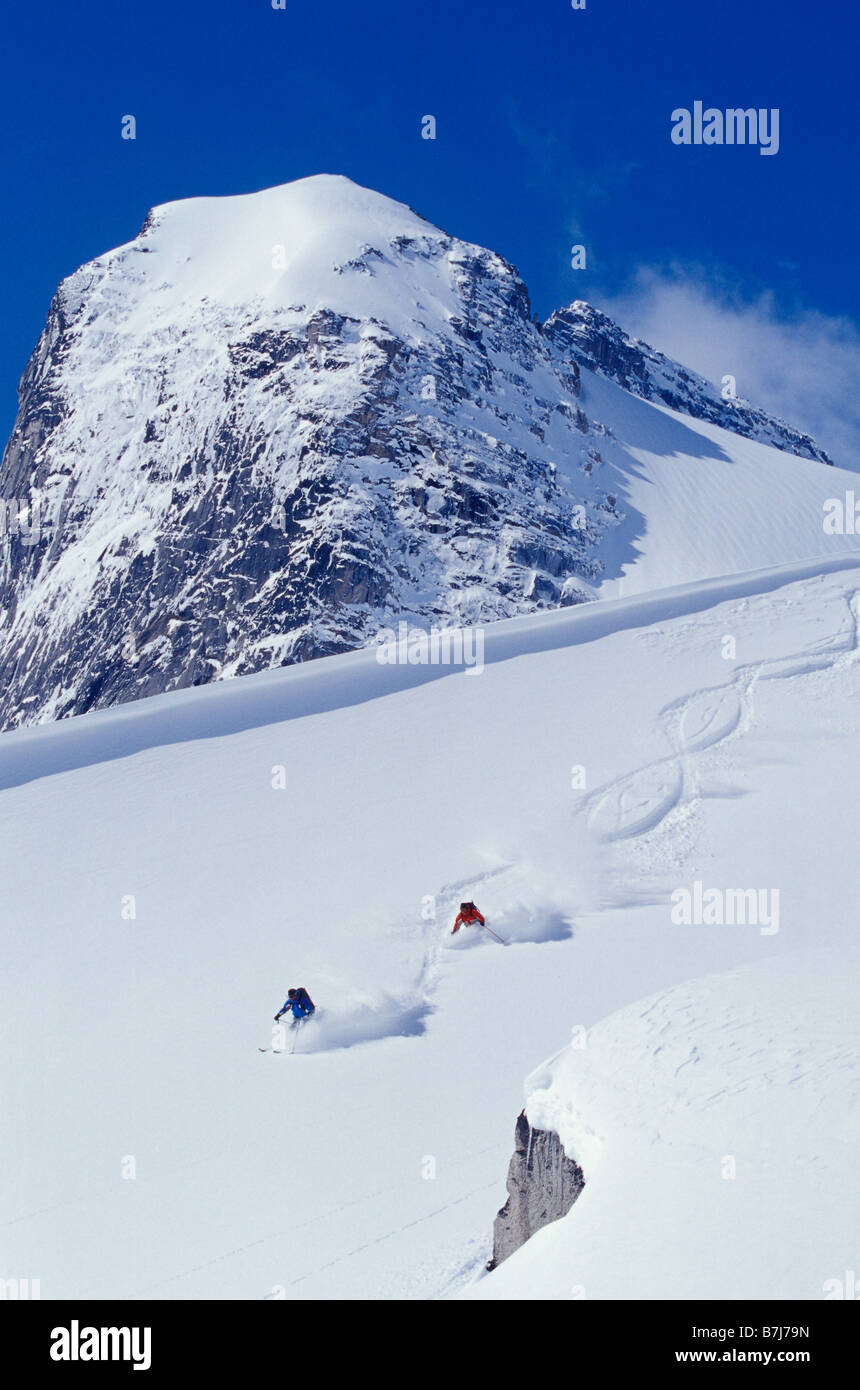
[1,0,857,456]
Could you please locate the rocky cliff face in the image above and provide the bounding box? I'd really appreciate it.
[489,1110,585,1268]
[543,301,832,463]
[0,175,832,729]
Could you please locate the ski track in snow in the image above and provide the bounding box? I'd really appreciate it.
[275,572,860,1070]
[130,1151,502,1299]
[584,585,860,845]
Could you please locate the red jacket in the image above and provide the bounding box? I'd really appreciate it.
[452,904,485,933]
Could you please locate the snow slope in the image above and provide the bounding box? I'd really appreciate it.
[471,952,859,1300]
[575,370,860,598]
[2,554,860,1298]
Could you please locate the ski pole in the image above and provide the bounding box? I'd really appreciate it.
[481,922,505,945]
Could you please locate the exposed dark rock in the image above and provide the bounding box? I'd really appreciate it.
[489,1110,586,1269]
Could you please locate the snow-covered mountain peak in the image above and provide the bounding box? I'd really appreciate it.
[0,175,850,730]
[84,174,512,350]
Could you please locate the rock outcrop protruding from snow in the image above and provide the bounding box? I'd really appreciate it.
[489,1110,585,1268]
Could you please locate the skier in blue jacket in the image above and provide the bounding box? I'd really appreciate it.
[275,987,315,1023]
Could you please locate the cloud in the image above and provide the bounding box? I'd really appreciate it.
[596,267,860,470]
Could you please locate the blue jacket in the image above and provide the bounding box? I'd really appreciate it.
[278,987,315,1020]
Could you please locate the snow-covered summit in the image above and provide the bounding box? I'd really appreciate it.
[112,174,463,339]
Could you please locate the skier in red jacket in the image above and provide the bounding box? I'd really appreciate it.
[451,901,485,934]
